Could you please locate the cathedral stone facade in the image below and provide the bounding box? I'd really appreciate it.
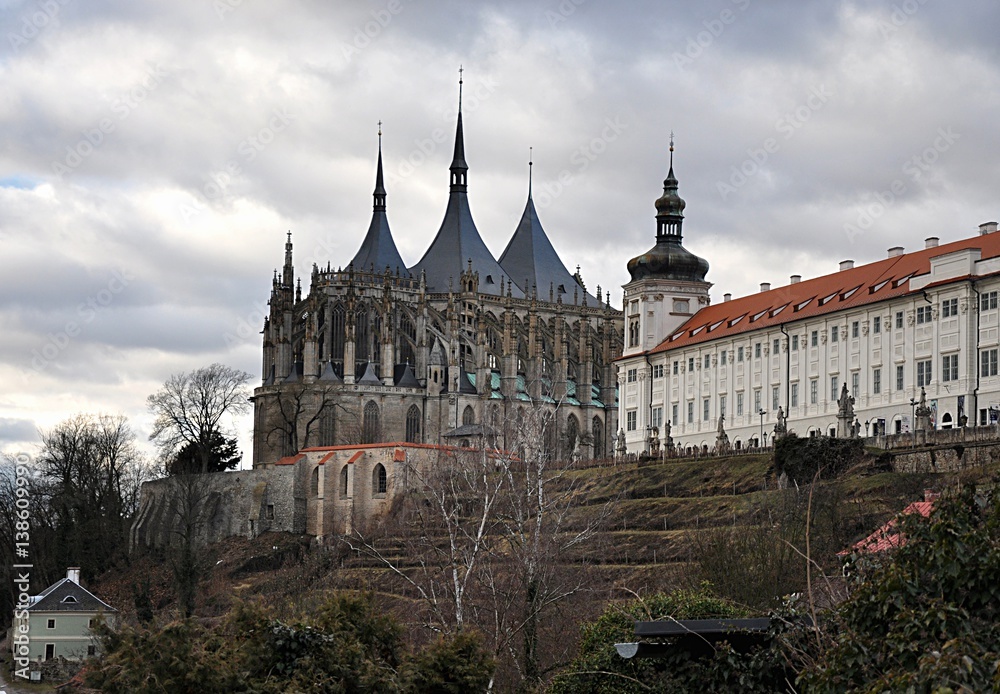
[251,98,622,467]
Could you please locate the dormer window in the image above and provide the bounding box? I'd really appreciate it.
[485,275,494,284]
[61,595,78,604]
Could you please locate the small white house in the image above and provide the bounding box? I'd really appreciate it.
[11,567,117,665]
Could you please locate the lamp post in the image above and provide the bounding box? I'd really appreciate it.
[909,397,917,445]
[758,408,767,448]
[864,419,870,438]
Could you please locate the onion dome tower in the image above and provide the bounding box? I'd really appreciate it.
[622,137,711,356]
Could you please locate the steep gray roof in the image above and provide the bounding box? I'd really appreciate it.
[499,191,597,305]
[409,112,524,297]
[349,141,410,275]
[29,578,116,613]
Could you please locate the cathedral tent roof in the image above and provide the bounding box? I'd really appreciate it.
[499,190,597,304]
[409,109,524,297]
[357,362,383,386]
[348,134,410,276]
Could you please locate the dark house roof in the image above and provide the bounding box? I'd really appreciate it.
[499,191,596,305]
[30,578,116,614]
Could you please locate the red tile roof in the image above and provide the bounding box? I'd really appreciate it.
[839,491,938,556]
[648,232,1000,354]
[348,450,365,463]
[274,453,305,466]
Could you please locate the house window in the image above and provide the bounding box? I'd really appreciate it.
[896,364,904,391]
[688,357,695,371]
[671,404,678,424]
[626,410,637,431]
[753,390,761,412]
[47,619,56,629]
[687,402,694,423]
[852,372,859,395]
[942,354,958,382]
[737,346,744,362]
[653,364,664,378]
[830,326,839,343]
[719,395,727,417]
[721,350,727,365]
[754,343,761,359]
[980,291,998,311]
[628,318,639,347]
[89,618,95,628]
[873,316,881,334]
[916,306,932,324]
[810,379,817,404]
[651,407,663,428]
[673,299,690,313]
[917,359,933,387]
[830,375,839,400]
[941,298,958,317]
[895,311,904,329]
[790,383,799,407]
[811,330,818,347]
[772,386,779,411]
[672,361,679,375]
[792,335,799,351]
[873,368,881,394]
[703,399,710,421]
[704,354,711,369]
[736,392,744,416]
[852,321,859,338]
[773,338,780,354]
[982,348,999,377]
[627,368,637,383]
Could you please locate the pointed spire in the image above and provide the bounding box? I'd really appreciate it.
[283,231,294,287]
[655,133,685,240]
[374,120,386,211]
[450,66,468,191]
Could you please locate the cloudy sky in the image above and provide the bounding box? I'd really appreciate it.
[3,0,999,462]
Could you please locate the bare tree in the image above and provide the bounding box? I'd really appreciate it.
[262,383,357,455]
[147,363,252,473]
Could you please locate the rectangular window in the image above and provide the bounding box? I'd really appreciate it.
[811,330,818,347]
[672,403,678,424]
[772,386,779,411]
[917,359,933,387]
[652,406,663,427]
[873,316,881,334]
[852,321,859,338]
[47,619,56,629]
[626,410,637,431]
[704,354,711,369]
[754,390,761,412]
[873,367,881,394]
[703,398,710,421]
[673,361,679,375]
[737,392,744,416]
[830,375,839,400]
[773,338,780,354]
[721,350,727,365]
[941,298,958,317]
[896,364,904,391]
[720,395,727,417]
[810,379,818,405]
[687,401,694,424]
[790,383,799,407]
[852,372,859,395]
[831,326,839,343]
[981,291,998,312]
[738,346,744,362]
[982,348,999,377]
[792,334,799,351]
[895,311,904,329]
[653,364,664,378]
[688,357,695,371]
[755,343,761,359]
[916,306,932,324]
[626,368,637,383]
[942,354,958,382]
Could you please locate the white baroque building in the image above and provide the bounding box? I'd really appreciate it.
[619,146,1000,454]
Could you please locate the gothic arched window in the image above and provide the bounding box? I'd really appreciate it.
[462,405,476,426]
[372,463,387,496]
[319,407,335,446]
[339,466,348,498]
[592,416,604,459]
[565,414,579,460]
[363,401,380,443]
[405,405,421,443]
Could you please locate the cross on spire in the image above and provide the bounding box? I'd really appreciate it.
[458,65,464,112]
[528,146,533,197]
[669,131,675,169]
